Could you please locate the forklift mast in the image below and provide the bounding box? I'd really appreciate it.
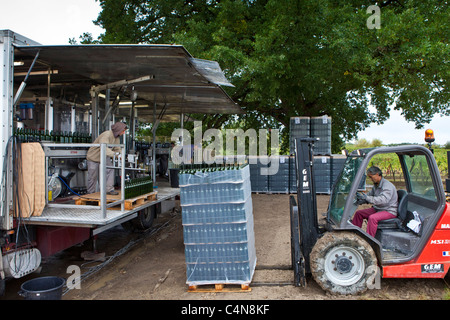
[290,137,321,286]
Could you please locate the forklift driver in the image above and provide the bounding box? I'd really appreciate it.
[351,166,398,237]
[86,122,128,195]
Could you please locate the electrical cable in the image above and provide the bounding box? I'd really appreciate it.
[0,135,33,276]
[57,175,81,196]
[12,137,33,275]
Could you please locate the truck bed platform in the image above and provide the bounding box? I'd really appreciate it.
[23,185,180,228]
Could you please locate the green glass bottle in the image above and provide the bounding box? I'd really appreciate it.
[131,178,136,198]
[125,180,129,199]
[138,177,143,196]
[23,128,28,142]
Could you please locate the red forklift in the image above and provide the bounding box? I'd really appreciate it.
[290,132,450,294]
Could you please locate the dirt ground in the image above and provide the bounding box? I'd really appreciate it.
[2,194,449,301]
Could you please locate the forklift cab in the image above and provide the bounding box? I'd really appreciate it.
[327,145,446,264]
[291,138,450,294]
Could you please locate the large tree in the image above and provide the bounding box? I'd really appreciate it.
[83,0,449,151]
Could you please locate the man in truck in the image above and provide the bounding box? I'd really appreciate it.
[86,122,127,195]
[351,166,398,237]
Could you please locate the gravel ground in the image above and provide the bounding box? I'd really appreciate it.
[2,194,449,302]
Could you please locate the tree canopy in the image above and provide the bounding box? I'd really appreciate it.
[79,0,449,152]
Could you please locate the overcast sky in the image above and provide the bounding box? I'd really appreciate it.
[0,0,103,44]
[1,0,448,145]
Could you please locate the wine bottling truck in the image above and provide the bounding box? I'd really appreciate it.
[0,30,241,293]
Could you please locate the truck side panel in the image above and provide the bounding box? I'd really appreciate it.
[36,226,91,258]
[0,31,15,231]
[383,204,450,278]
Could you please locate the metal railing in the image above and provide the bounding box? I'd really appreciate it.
[43,143,126,219]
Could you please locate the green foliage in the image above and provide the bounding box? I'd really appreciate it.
[82,0,449,151]
[346,138,387,151]
[432,148,449,176]
[349,145,449,177]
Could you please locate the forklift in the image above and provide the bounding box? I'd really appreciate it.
[290,132,450,294]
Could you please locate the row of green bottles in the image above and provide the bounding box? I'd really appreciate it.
[14,128,92,143]
[179,163,247,175]
[124,176,153,199]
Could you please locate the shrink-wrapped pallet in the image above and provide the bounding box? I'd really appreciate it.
[180,164,256,286]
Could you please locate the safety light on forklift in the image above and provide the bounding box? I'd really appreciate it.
[425,129,435,143]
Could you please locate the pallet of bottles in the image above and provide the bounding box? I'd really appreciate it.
[179,163,257,287]
[178,163,250,186]
[124,177,153,199]
[185,257,256,288]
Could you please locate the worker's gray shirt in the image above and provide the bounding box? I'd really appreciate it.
[366,177,398,216]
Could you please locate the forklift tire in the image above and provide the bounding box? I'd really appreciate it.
[122,206,156,232]
[310,231,377,295]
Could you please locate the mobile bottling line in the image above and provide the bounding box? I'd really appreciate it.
[0,29,242,290]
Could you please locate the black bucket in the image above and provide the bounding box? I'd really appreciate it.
[169,168,180,188]
[19,276,65,300]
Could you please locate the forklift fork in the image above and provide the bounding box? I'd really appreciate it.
[290,195,306,287]
[290,138,321,287]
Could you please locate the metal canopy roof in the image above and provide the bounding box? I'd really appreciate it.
[14,44,243,122]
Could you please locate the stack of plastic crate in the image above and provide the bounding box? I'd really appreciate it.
[287,156,332,194]
[268,156,290,193]
[248,156,269,193]
[180,164,256,287]
[331,154,347,188]
[310,116,332,155]
[289,117,310,155]
[314,156,332,194]
[330,155,366,191]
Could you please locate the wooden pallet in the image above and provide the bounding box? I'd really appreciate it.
[123,191,157,210]
[74,191,157,210]
[187,283,251,293]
